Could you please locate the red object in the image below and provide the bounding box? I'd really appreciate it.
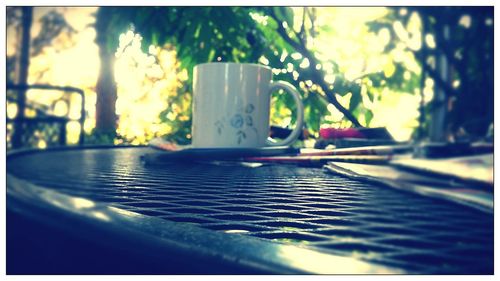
[319,128,365,139]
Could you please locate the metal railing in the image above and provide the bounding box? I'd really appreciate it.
[7,83,85,148]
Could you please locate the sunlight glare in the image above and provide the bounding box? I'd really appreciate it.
[66,121,81,144]
[71,197,95,209]
[7,103,18,119]
[370,91,420,141]
[249,12,268,25]
[324,74,335,84]
[258,55,270,65]
[276,245,398,274]
[53,100,68,116]
[16,8,100,142]
[38,139,47,149]
[299,58,310,69]
[425,34,436,49]
[114,29,186,143]
[459,15,472,29]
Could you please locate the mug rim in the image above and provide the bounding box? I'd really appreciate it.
[194,62,271,71]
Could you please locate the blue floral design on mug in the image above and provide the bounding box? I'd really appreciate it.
[230,114,244,129]
[245,104,255,114]
[215,119,225,135]
[214,103,257,144]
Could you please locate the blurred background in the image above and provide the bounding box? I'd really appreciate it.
[6,6,494,150]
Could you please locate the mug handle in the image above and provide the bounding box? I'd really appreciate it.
[266,81,304,147]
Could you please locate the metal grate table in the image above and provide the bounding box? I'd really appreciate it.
[6,146,494,274]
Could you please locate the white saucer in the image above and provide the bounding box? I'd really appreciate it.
[148,138,299,159]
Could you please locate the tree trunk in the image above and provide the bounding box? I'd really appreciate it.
[94,7,117,135]
[12,7,33,148]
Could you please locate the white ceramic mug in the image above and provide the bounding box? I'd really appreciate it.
[192,62,304,148]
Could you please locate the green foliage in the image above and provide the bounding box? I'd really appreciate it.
[103,7,492,143]
[84,131,117,145]
[107,7,323,142]
[158,85,193,146]
[371,7,494,138]
[303,92,328,132]
[106,7,382,142]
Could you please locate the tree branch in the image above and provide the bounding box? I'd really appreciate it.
[268,9,362,127]
[421,60,457,97]
[299,7,306,41]
[401,13,458,98]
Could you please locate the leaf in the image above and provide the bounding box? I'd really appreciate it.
[383,61,396,78]
[207,49,216,62]
[364,110,374,126]
[151,32,158,46]
[349,91,362,112]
